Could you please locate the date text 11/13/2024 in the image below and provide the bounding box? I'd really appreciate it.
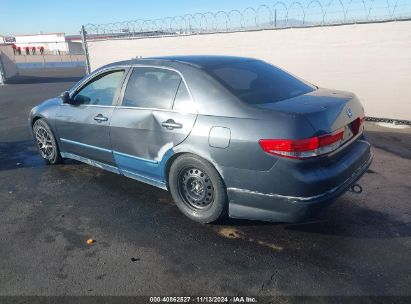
[149,296,258,303]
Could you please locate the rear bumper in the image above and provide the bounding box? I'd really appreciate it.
[227,140,373,222]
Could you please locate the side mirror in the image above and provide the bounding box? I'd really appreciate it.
[61,91,71,104]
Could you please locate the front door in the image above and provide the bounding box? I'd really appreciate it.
[55,69,127,166]
[109,67,197,187]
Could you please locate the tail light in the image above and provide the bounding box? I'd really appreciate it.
[259,129,344,159]
[259,117,365,159]
[351,117,365,135]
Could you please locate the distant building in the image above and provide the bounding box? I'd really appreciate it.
[9,33,83,55]
[1,36,15,45]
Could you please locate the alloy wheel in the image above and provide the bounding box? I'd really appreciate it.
[35,127,54,160]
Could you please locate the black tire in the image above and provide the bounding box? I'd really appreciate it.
[33,119,63,165]
[169,154,227,223]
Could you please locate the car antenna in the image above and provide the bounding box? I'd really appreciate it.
[133,56,143,64]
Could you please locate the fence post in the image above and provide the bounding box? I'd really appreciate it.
[81,25,91,75]
[0,53,5,85]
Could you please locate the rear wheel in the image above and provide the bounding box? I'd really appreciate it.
[33,119,62,165]
[169,154,227,223]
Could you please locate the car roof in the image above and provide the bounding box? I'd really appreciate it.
[148,55,256,68]
[104,55,257,70]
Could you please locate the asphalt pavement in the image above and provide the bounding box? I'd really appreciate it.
[0,68,410,299]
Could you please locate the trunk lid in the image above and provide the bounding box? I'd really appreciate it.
[255,88,365,135]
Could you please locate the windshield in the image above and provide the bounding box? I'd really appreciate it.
[205,60,315,104]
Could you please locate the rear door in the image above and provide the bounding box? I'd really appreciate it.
[109,66,197,185]
[55,68,127,166]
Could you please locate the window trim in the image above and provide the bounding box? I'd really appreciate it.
[69,66,129,96]
[171,80,192,111]
[72,68,128,107]
[65,66,130,108]
[116,65,197,113]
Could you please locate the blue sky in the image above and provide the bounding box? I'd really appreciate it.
[0,0,409,35]
[0,0,273,35]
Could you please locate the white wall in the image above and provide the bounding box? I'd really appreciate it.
[88,21,411,120]
[15,33,69,53]
[15,33,66,43]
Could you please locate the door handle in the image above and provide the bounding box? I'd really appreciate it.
[94,114,108,122]
[161,119,182,130]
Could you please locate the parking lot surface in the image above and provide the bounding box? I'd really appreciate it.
[0,68,410,297]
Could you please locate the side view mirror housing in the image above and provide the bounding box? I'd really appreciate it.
[61,91,71,104]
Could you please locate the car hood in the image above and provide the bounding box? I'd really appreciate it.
[40,97,62,107]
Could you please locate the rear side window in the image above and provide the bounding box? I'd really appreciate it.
[122,67,181,109]
[206,60,315,104]
[172,81,196,113]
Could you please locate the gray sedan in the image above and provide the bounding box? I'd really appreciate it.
[29,56,372,223]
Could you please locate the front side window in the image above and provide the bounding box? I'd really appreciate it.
[73,70,124,106]
[122,67,181,109]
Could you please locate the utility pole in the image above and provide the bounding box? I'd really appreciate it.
[80,25,91,75]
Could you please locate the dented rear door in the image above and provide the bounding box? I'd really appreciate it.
[109,67,197,185]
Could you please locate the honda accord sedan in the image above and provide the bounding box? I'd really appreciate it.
[29,56,373,223]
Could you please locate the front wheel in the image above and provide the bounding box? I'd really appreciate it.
[169,154,227,223]
[33,119,62,165]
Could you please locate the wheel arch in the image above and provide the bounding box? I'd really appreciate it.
[31,115,63,164]
[164,151,226,191]
[30,115,47,138]
[164,152,188,191]
[31,115,44,127]
[31,115,62,151]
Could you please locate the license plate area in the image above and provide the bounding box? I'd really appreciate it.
[342,125,354,144]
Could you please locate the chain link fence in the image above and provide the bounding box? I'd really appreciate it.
[83,0,411,40]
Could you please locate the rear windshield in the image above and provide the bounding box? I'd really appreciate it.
[205,60,315,104]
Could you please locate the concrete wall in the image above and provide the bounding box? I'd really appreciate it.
[88,21,411,120]
[0,45,19,82]
[68,41,84,55]
[14,54,85,69]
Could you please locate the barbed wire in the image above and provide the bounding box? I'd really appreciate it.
[83,0,411,39]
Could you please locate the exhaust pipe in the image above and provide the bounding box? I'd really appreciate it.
[349,183,363,194]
